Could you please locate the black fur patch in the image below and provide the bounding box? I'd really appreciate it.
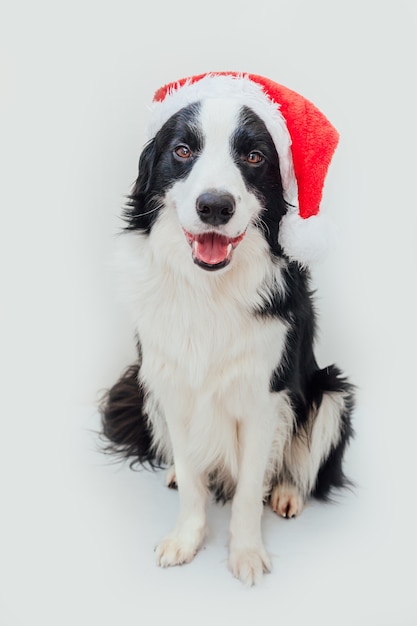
[99,363,165,469]
[123,102,203,233]
[232,106,288,257]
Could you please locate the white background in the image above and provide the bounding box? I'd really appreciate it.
[1,1,416,624]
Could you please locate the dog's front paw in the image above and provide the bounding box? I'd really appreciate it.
[228,545,271,586]
[155,526,205,568]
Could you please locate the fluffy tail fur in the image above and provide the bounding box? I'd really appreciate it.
[99,363,162,468]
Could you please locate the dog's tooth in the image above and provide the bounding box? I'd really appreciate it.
[192,240,199,254]
[227,243,232,257]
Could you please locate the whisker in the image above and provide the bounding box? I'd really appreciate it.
[252,214,271,239]
[129,204,162,218]
[123,196,165,223]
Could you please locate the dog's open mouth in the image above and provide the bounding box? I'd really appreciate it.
[183,229,246,271]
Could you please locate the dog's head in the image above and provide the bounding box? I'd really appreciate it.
[124,73,340,269]
[125,97,287,272]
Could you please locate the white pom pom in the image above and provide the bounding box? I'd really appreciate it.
[278,209,334,267]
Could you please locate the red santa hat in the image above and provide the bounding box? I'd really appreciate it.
[148,72,339,266]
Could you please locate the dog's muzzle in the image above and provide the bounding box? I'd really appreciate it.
[181,191,245,271]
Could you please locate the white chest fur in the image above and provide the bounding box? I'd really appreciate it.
[116,213,289,475]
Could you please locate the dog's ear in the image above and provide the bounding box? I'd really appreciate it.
[124,139,158,231]
[133,139,158,197]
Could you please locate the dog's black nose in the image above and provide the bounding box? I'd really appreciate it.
[196,191,235,226]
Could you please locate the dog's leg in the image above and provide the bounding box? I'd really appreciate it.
[155,421,207,567]
[155,470,207,567]
[228,394,290,586]
[271,388,352,513]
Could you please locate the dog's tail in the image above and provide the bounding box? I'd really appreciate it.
[99,363,162,468]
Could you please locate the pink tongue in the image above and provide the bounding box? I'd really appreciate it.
[195,234,229,265]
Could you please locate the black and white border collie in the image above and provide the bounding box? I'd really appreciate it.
[100,78,354,586]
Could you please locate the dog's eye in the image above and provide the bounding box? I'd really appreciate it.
[246,151,264,165]
[174,145,192,160]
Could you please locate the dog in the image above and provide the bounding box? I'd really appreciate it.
[100,73,354,586]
